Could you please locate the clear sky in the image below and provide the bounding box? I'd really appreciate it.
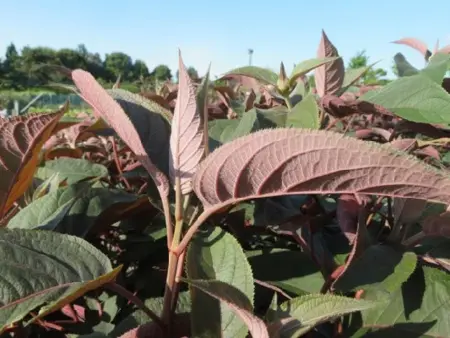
[2,0,449,79]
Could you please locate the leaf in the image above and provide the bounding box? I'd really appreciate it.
[71,69,170,197]
[340,66,373,91]
[186,226,254,338]
[269,293,380,337]
[197,64,211,156]
[333,245,417,293]
[181,279,268,338]
[290,57,340,88]
[392,37,432,60]
[35,158,108,185]
[107,88,172,175]
[421,52,450,83]
[393,53,419,77]
[221,66,278,86]
[314,30,345,97]
[246,249,324,296]
[286,94,320,129]
[0,229,120,331]
[7,184,142,237]
[192,128,450,212]
[361,74,450,124]
[361,266,450,336]
[169,51,205,195]
[0,106,67,217]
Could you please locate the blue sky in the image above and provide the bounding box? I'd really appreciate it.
[2,0,449,79]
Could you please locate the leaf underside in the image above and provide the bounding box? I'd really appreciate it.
[193,128,450,211]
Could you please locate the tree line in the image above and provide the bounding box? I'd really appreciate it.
[0,43,200,91]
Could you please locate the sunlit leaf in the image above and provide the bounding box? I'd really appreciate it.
[290,57,339,88]
[221,66,278,86]
[0,105,67,217]
[286,94,320,129]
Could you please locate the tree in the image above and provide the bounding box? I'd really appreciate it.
[133,59,150,79]
[1,43,24,89]
[347,50,389,85]
[104,52,133,81]
[152,64,172,81]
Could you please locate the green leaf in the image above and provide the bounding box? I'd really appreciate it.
[361,266,450,336]
[339,64,375,93]
[181,279,268,338]
[8,183,141,237]
[421,52,450,83]
[35,158,108,185]
[246,248,324,296]
[361,74,450,124]
[270,294,381,337]
[110,291,191,337]
[254,107,289,128]
[333,245,417,293]
[290,57,340,87]
[186,226,255,338]
[286,94,320,129]
[221,66,278,86]
[0,229,120,332]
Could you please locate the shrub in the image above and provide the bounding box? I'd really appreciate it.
[1,31,450,338]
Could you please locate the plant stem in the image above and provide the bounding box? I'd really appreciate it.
[402,231,427,248]
[105,282,164,329]
[173,209,213,255]
[162,178,184,328]
[284,96,293,112]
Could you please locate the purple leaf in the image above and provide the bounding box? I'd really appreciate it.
[392,38,432,60]
[314,30,345,97]
[193,128,450,212]
[71,69,169,197]
[169,51,205,195]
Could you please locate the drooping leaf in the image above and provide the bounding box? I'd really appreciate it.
[268,293,380,337]
[35,158,108,185]
[393,53,419,77]
[339,65,374,92]
[361,74,450,124]
[71,69,170,197]
[333,245,417,293]
[181,279,268,338]
[361,266,450,336]
[290,57,340,88]
[169,51,205,195]
[221,66,278,86]
[0,106,67,217]
[314,30,345,97]
[192,128,450,212]
[106,88,172,174]
[0,228,120,332]
[286,93,320,129]
[8,183,143,237]
[392,37,432,60]
[186,226,255,338]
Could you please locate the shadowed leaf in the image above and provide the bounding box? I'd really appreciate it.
[181,279,269,338]
[186,226,254,338]
[169,51,205,194]
[71,69,170,197]
[286,93,320,129]
[0,228,120,332]
[193,128,450,212]
[268,293,380,337]
[314,30,345,97]
[35,158,108,185]
[0,105,67,217]
[393,53,419,77]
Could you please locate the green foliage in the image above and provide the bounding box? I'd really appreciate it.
[1,31,450,338]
